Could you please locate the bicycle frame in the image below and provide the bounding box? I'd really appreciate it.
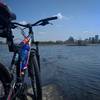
[10,27,38,77]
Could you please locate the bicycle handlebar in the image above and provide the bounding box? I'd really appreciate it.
[32,16,57,26]
[12,16,58,28]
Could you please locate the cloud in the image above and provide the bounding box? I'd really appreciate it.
[83,31,94,34]
[82,31,100,35]
[57,13,63,19]
[19,21,27,25]
[56,13,72,20]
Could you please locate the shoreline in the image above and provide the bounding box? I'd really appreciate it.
[0,42,100,46]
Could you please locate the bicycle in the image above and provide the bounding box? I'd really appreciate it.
[0,16,57,100]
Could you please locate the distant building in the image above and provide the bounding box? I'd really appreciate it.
[89,37,92,41]
[95,35,99,43]
[67,36,74,44]
[91,37,95,44]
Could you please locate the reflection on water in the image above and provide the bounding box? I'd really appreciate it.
[0,44,100,100]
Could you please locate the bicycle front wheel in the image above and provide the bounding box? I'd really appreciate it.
[28,51,42,100]
[0,63,11,100]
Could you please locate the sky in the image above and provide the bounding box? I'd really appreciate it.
[1,0,100,41]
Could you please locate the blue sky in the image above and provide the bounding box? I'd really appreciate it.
[3,0,100,41]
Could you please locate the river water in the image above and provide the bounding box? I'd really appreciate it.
[0,44,100,100]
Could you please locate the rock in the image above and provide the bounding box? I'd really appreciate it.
[27,84,64,100]
[42,84,63,100]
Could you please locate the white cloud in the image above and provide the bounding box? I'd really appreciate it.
[57,13,63,19]
[82,31,95,34]
[56,13,72,20]
[19,21,27,25]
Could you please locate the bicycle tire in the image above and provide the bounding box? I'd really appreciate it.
[28,51,42,100]
[0,63,12,100]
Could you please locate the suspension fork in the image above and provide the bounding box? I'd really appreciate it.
[29,25,40,70]
[35,41,40,71]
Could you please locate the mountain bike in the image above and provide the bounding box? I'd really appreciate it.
[0,16,57,100]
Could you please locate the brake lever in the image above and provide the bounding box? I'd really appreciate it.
[39,21,53,26]
[39,20,49,26]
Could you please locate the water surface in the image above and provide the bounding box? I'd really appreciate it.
[0,44,100,100]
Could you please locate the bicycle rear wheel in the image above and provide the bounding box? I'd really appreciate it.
[28,51,42,100]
